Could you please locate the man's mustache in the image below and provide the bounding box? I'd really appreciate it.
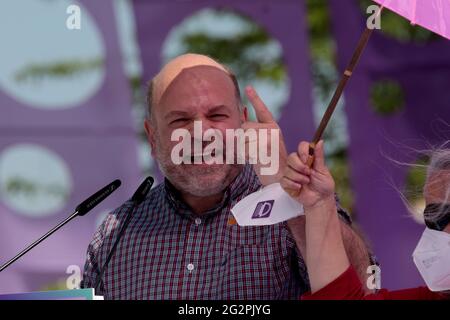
[182,139,226,164]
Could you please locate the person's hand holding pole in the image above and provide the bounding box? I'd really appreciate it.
[281,140,350,293]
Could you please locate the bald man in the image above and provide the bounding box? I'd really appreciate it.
[80,54,372,299]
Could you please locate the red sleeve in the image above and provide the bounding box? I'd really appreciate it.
[301,266,367,300]
[380,287,447,300]
[301,266,448,300]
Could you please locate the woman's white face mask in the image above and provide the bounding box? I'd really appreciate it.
[412,227,450,292]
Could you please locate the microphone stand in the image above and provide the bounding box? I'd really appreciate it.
[0,211,79,273]
[0,179,121,274]
[93,176,154,293]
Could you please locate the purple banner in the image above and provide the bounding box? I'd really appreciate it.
[132,0,315,154]
[0,1,139,293]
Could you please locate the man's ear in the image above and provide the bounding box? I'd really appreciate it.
[144,119,157,157]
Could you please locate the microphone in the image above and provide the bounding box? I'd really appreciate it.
[76,179,122,216]
[0,179,121,273]
[131,176,154,204]
[93,177,154,293]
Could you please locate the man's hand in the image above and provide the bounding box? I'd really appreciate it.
[243,86,287,186]
[280,140,335,209]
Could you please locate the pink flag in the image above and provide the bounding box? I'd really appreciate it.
[371,0,450,40]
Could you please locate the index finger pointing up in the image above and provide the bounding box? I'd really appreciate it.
[245,85,274,123]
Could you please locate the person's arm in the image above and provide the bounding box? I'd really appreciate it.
[80,229,103,292]
[301,264,448,300]
[80,214,109,293]
[281,140,352,293]
[305,196,350,293]
[287,211,373,293]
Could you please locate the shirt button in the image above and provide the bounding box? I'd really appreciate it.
[187,263,195,271]
[194,218,202,225]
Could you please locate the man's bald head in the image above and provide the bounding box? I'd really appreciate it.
[146,53,242,121]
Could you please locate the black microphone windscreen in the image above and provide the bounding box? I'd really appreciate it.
[75,179,121,216]
[131,176,154,205]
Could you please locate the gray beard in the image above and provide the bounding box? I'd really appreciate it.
[156,157,242,197]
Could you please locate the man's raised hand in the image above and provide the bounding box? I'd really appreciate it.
[242,85,288,185]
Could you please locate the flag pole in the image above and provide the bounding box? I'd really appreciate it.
[286,6,383,197]
[229,6,384,223]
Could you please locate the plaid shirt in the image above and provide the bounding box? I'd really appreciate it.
[80,164,311,300]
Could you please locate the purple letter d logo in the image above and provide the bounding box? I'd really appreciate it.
[251,200,274,219]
